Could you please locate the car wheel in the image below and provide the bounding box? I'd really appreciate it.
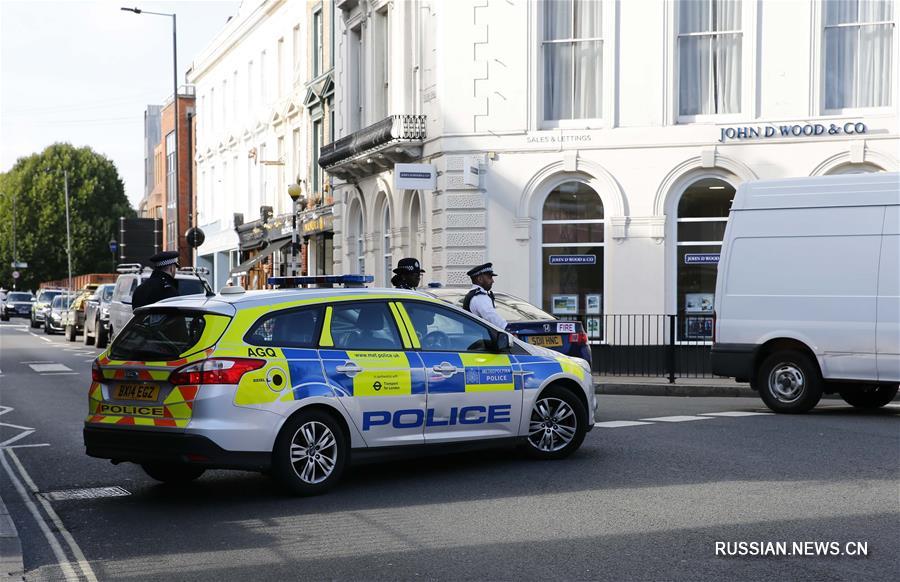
[96,324,109,349]
[83,322,95,346]
[839,385,898,409]
[65,324,75,342]
[44,321,52,335]
[757,350,823,413]
[141,463,205,484]
[524,385,587,460]
[273,409,347,496]
[30,316,38,329]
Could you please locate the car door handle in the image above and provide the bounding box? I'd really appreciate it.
[336,362,362,376]
[432,362,458,375]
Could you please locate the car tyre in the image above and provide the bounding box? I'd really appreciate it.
[65,324,76,342]
[839,385,898,409]
[0,314,8,322]
[44,320,52,335]
[273,409,347,496]
[757,350,823,413]
[30,316,38,329]
[141,463,205,484]
[96,324,109,349]
[524,385,587,460]
[83,323,95,346]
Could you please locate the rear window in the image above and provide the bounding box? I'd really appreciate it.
[246,306,323,348]
[176,279,207,296]
[110,310,208,361]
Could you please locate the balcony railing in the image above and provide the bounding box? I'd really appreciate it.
[318,114,426,180]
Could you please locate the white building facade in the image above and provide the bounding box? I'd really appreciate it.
[323,0,898,342]
[190,0,337,290]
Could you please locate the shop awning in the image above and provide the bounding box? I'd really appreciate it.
[229,240,291,277]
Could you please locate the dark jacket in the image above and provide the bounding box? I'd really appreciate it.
[131,270,179,310]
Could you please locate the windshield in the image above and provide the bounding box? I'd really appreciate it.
[110,310,208,361]
[101,285,114,301]
[38,290,62,303]
[8,292,31,302]
[176,279,207,296]
[51,295,73,309]
[429,290,555,322]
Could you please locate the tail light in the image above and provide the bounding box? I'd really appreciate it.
[91,360,103,382]
[569,332,589,344]
[169,358,266,386]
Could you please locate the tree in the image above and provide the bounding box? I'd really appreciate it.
[0,143,135,291]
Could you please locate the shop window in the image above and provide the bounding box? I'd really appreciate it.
[824,0,893,110]
[676,177,734,341]
[541,181,604,340]
[678,0,742,116]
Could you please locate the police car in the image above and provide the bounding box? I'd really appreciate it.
[84,275,595,495]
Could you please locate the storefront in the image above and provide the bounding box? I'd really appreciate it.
[301,206,334,276]
[231,211,294,289]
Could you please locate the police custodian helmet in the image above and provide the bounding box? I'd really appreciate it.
[466,262,497,278]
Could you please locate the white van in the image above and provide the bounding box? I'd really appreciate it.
[711,172,899,413]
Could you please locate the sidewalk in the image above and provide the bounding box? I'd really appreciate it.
[0,491,23,581]
[593,374,757,397]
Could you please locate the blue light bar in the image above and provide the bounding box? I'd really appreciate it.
[268,274,375,288]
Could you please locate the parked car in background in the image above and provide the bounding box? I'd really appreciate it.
[83,283,115,348]
[44,294,74,335]
[62,284,99,341]
[108,265,210,343]
[2,291,34,321]
[425,288,592,366]
[31,288,66,328]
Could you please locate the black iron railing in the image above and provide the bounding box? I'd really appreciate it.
[318,114,426,169]
[564,313,717,382]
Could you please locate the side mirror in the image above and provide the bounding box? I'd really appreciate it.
[494,332,510,353]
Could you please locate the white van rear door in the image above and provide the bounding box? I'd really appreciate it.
[876,205,900,382]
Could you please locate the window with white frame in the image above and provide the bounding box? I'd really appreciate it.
[311,118,323,197]
[542,0,603,121]
[293,24,301,75]
[165,131,176,250]
[678,0,742,116]
[824,0,894,110]
[247,60,254,111]
[382,204,391,286]
[260,50,267,104]
[373,7,390,120]
[277,37,285,96]
[277,136,285,215]
[348,202,365,275]
[675,178,734,341]
[313,8,324,78]
[350,25,364,130]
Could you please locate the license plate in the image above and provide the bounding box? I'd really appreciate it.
[113,384,159,401]
[527,335,563,347]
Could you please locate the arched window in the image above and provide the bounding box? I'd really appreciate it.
[541,181,604,337]
[409,192,424,262]
[381,204,392,286]
[676,177,734,340]
[826,163,883,175]
[348,200,365,275]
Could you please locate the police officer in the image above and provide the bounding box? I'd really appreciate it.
[390,257,425,290]
[131,251,180,310]
[462,262,507,329]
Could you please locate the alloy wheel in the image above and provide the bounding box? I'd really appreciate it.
[289,421,338,484]
[528,396,578,452]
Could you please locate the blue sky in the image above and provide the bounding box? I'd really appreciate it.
[1,0,240,208]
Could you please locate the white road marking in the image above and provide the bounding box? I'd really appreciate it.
[0,443,50,450]
[639,415,715,423]
[0,430,35,448]
[21,361,54,364]
[39,372,81,376]
[6,449,99,582]
[700,411,774,417]
[0,450,81,582]
[594,420,654,428]
[28,363,71,373]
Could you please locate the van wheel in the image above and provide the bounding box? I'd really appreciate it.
[141,463,205,484]
[273,409,347,496]
[96,324,109,349]
[83,323,95,346]
[65,324,75,341]
[758,350,823,413]
[839,385,898,409]
[524,386,587,459]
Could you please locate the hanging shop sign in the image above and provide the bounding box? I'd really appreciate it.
[684,253,720,265]
[718,121,867,143]
[301,213,334,236]
[549,255,597,265]
[395,163,436,190]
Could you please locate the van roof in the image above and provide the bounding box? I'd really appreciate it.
[732,172,899,211]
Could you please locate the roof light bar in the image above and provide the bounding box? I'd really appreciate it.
[268,274,374,289]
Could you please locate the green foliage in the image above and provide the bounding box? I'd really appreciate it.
[0,143,135,291]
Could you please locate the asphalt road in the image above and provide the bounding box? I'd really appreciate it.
[1,320,898,581]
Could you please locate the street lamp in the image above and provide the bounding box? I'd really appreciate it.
[121,6,179,260]
[287,183,305,276]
